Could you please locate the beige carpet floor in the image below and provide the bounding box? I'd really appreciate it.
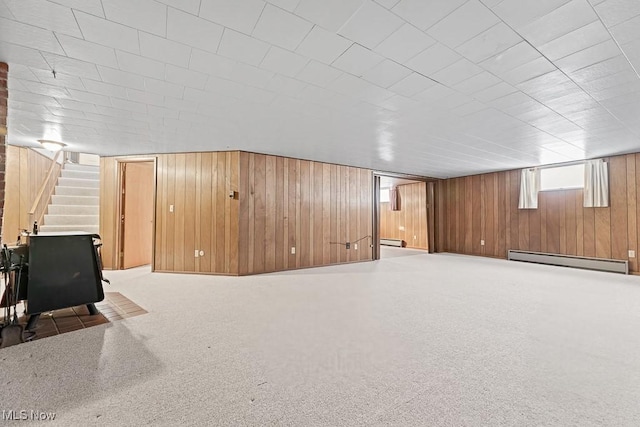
[1,247,640,426]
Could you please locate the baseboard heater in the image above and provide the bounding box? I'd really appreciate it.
[507,250,628,274]
[380,238,405,247]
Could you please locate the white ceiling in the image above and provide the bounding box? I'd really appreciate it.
[1,0,640,178]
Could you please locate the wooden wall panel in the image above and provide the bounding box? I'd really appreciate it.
[2,147,59,244]
[238,152,373,274]
[437,153,640,273]
[380,182,428,249]
[101,152,239,274]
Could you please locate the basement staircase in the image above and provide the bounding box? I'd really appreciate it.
[39,163,100,234]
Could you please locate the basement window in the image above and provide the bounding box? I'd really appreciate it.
[540,164,584,191]
[380,188,390,203]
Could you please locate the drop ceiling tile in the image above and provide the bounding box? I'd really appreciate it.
[55,35,118,68]
[480,41,541,74]
[228,62,275,88]
[452,71,501,95]
[167,8,223,54]
[328,72,373,96]
[594,0,640,27]
[111,97,148,113]
[296,60,343,86]
[427,0,499,48]
[455,23,522,64]
[30,68,86,90]
[338,0,404,49]
[156,0,201,15]
[98,66,145,91]
[260,46,309,77]
[44,0,105,17]
[406,43,460,76]
[82,78,128,98]
[199,0,265,34]
[375,0,400,8]
[266,0,301,12]
[126,88,165,106]
[147,105,179,119]
[265,75,308,96]
[388,72,436,97]
[42,53,102,80]
[144,77,185,98]
[165,64,208,90]
[139,32,191,68]
[74,12,140,54]
[491,0,572,29]
[295,26,352,64]
[568,54,630,84]
[609,14,640,45]
[242,86,278,104]
[430,58,483,86]
[472,81,518,102]
[217,29,270,66]
[56,99,99,113]
[517,0,598,46]
[9,90,62,108]
[374,23,436,63]
[332,44,384,76]
[538,20,611,61]
[3,0,82,37]
[20,80,71,99]
[500,56,557,85]
[0,41,52,69]
[295,0,364,32]
[555,39,621,73]
[0,17,64,55]
[253,4,313,50]
[116,51,165,80]
[103,0,167,37]
[67,88,112,107]
[362,59,412,88]
[391,0,467,31]
[189,49,236,77]
[47,107,87,119]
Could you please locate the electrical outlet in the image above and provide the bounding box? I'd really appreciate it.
[169,204,174,212]
[354,243,358,250]
[194,250,199,258]
[199,250,204,256]
[629,250,635,258]
[291,247,296,254]
[346,242,351,249]
[480,240,485,246]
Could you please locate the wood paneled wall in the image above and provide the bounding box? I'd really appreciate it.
[100,152,239,273]
[2,146,57,244]
[436,153,640,273]
[238,152,373,275]
[380,182,428,250]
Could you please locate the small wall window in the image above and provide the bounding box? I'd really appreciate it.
[540,164,584,191]
[380,188,390,203]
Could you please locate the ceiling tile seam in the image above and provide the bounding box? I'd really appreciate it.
[99,0,106,21]
[196,0,202,16]
[586,0,640,81]
[429,133,541,165]
[1,0,15,19]
[477,0,640,146]
[250,1,268,35]
[392,0,470,33]
[0,16,67,54]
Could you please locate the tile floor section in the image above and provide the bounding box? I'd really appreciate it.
[15,292,146,341]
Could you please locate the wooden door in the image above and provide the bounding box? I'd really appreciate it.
[121,162,154,269]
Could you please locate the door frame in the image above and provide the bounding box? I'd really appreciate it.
[115,157,157,270]
[372,171,438,258]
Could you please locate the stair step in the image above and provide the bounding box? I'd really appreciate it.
[51,195,99,206]
[64,163,100,172]
[44,214,99,225]
[61,170,100,180]
[58,177,99,188]
[48,205,99,215]
[39,225,99,234]
[55,186,99,197]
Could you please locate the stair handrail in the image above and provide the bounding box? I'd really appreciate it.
[28,150,63,228]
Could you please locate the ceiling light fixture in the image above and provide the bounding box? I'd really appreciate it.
[37,139,67,152]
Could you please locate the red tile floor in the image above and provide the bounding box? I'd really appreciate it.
[3,292,146,342]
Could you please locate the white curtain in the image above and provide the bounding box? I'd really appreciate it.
[518,168,540,209]
[584,159,609,207]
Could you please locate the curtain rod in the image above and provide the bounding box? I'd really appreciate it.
[530,157,607,171]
